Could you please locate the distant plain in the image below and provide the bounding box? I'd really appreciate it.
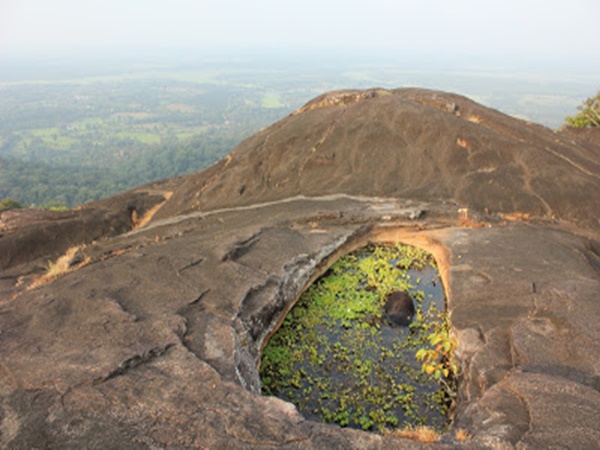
[1,51,597,207]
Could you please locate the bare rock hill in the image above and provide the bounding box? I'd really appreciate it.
[156,88,600,232]
[1,88,599,449]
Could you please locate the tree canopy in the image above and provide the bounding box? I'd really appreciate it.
[0,198,22,211]
[565,91,600,128]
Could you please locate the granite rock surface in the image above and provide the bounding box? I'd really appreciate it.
[1,89,599,449]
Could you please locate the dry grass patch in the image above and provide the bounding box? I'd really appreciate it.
[132,191,173,230]
[29,245,89,289]
[384,425,441,443]
[455,428,473,441]
[499,212,531,222]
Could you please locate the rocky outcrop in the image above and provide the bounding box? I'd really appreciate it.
[1,89,599,449]
[0,188,169,271]
[154,88,600,234]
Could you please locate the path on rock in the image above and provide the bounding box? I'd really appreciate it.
[131,193,427,235]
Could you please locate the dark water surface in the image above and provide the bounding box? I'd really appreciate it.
[260,245,452,432]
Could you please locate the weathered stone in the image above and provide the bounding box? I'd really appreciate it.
[384,291,416,327]
[1,89,598,449]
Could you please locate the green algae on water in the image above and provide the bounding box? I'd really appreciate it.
[259,243,456,433]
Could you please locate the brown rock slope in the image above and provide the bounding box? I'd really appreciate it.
[0,188,170,271]
[1,89,599,449]
[156,88,600,233]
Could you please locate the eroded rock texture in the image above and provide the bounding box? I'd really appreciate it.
[1,89,599,449]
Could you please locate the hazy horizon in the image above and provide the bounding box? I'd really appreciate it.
[2,0,599,94]
[2,0,599,68]
[1,0,598,208]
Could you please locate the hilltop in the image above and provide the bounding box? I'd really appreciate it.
[156,88,599,232]
[0,89,599,449]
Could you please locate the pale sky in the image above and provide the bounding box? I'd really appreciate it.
[0,0,598,61]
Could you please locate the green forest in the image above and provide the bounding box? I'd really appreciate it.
[0,77,295,207]
[1,57,596,209]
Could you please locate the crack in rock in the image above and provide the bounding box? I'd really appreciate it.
[177,257,204,273]
[186,289,210,308]
[94,344,175,384]
[221,231,262,262]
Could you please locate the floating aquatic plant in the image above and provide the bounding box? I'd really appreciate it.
[260,243,456,433]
